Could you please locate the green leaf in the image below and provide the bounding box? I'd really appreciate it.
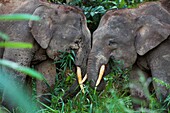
[87,20,93,23]
[0,75,39,113]
[37,100,56,112]
[71,50,76,57]
[0,14,40,21]
[0,32,9,40]
[90,12,95,17]
[0,59,44,80]
[111,6,118,9]
[69,56,75,62]
[0,42,33,48]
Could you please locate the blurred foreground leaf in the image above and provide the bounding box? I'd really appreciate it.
[0,60,44,80]
[0,42,33,48]
[0,14,40,21]
[0,71,39,113]
[0,32,9,40]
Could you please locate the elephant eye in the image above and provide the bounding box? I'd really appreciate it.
[108,40,116,46]
[108,39,118,49]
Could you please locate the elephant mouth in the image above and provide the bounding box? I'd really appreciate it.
[71,49,87,93]
[94,57,128,89]
[55,49,87,93]
[77,62,110,92]
[92,58,113,89]
[94,63,111,90]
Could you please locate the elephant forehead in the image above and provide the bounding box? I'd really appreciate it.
[51,9,82,28]
[93,27,113,38]
[93,26,131,43]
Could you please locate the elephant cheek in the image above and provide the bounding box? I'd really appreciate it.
[111,47,137,68]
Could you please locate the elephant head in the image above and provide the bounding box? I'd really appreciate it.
[28,3,91,92]
[87,1,170,90]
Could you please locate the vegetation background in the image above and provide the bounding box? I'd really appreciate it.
[0,0,170,113]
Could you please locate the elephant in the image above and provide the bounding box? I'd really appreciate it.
[0,0,91,110]
[0,0,25,14]
[86,0,170,108]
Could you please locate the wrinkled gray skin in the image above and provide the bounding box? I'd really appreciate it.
[0,0,91,110]
[87,0,170,108]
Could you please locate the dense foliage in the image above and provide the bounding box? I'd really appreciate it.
[34,51,169,113]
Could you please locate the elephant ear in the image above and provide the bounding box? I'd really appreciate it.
[135,15,170,56]
[29,5,53,49]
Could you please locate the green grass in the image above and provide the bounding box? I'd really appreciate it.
[37,54,170,113]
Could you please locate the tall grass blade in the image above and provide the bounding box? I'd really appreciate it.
[0,14,40,21]
[0,72,39,113]
[0,60,44,80]
[0,32,9,40]
[0,42,33,48]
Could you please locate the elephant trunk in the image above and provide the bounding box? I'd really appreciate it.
[74,47,89,92]
[87,51,109,90]
[63,47,89,98]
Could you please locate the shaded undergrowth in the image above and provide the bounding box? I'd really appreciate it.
[37,52,170,113]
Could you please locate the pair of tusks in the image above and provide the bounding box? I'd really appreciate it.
[76,67,87,93]
[76,65,105,93]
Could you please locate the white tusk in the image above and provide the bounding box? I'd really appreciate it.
[76,66,85,93]
[81,74,87,84]
[95,65,105,87]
